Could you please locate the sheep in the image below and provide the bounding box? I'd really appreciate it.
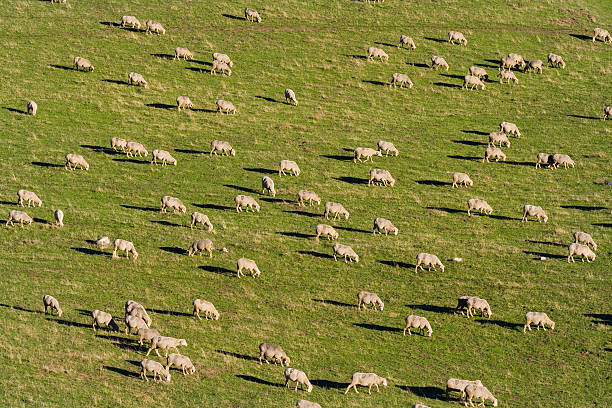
[259,343,290,366]
[176,96,193,112]
[121,15,141,29]
[262,176,276,197]
[488,132,510,148]
[152,149,177,166]
[367,46,389,62]
[354,147,382,163]
[166,353,195,376]
[547,53,566,69]
[237,257,261,278]
[455,296,473,315]
[593,27,611,43]
[413,405,430,408]
[235,195,260,212]
[377,140,399,156]
[127,72,147,88]
[74,57,94,72]
[551,153,574,169]
[499,55,517,70]
[65,153,89,170]
[138,328,160,346]
[213,53,233,67]
[467,198,492,217]
[190,212,213,231]
[112,239,138,260]
[126,141,148,158]
[390,73,413,88]
[96,236,111,249]
[161,196,186,214]
[145,20,166,35]
[17,190,42,207]
[567,243,596,263]
[573,232,597,251]
[524,59,543,74]
[210,140,236,156]
[6,210,32,227]
[111,137,127,152]
[124,315,148,334]
[216,99,236,114]
[332,243,359,263]
[535,153,552,168]
[279,160,301,176]
[498,70,518,85]
[345,372,387,394]
[27,100,37,116]
[43,295,62,317]
[124,300,141,315]
[324,202,349,220]
[399,35,416,49]
[50,0,66,3]
[147,336,188,358]
[127,304,152,327]
[284,368,313,392]
[211,60,232,76]
[285,89,298,106]
[174,47,193,60]
[500,121,521,138]
[448,31,467,45]
[369,169,395,187]
[462,75,485,90]
[466,297,492,318]
[463,384,498,407]
[315,224,338,241]
[415,253,445,273]
[373,218,398,235]
[296,401,321,408]
[245,8,262,22]
[507,53,526,68]
[469,66,488,80]
[193,299,219,320]
[92,310,119,331]
[140,359,171,382]
[431,56,449,70]
[524,312,555,333]
[452,172,473,188]
[604,106,611,120]
[482,147,506,163]
[297,190,321,207]
[54,209,64,227]
[187,239,213,257]
[403,315,432,336]
[446,378,483,401]
[357,291,384,311]
[522,205,548,223]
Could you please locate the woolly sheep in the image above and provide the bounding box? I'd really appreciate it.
[297,190,321,206]
[145,20,165,35]
[92,310,119,331]
[111,137,127,151]
[176,96,193,112]
[482,147,506,163]
[245,8,262,22]
[469,66,488,79]
[285,89,298,106]
[54,209,64,227]
[152,149,177,166]
[127,304,152,327]
[507,53,526,68]
[403,315,432,336]
[524,59,543,74]
[166,353,195,376]
[369,169,395,187]
[415,253,445,273]
[126,141,148,158]
[431,56,449,70]
[96,236,111,249]
[161,196,186,214]
[112,239,138,260]
[27,100,37,116]
[567,243,596,263]
[191,212,213,231]
[413,405,430,408]
[463,384,498,407]
[124,300,140,315]
[259,343,290,366]
[315,224,338,241]
[210,140,236,156]
[174,47,193,60]
[6,210,32,227]
[332,243,359,263]
[74,57,94,72]
[125,315,148,334]
[187,239,213,257]
[262,176,276,197]
[467,198,492,217]
[488,132,510,148]
[121,16,141,29]
[535,153,551,168]
[367,46,389,62]
[345,372,387,394]
[522,205,548,223]
[65,153,89,170]
[551,153,574,169]
[455,296,472,315]
[446,378,483,401]
[373,217,398,235]
[524,312,555,333]
[466,297,492,318]
[452,172,473,188]
[193,299,219,320]
[354,147,382,163]
[391,73,413,88]
[574,232,597,251]
[547,53,566,69]
[235,195,260,212]
[216,99,236,114]
[140,359,171,382]
[279,160,301,176]
[399,35,416,49]
[324,202,349,220]
[213,53,233,67]
[377,140,399,156]
[296,401,321,408]
[604,106,611,120]
[284,368,313,392]
[147,336,188,358]
[17,190,42,207]
[237,257,261,278]
[138,328,160,346]
[499,55,517,70]
[357,291,384,311]
[448,31,467,45]
[462,75,485,90]
[43,295,62,317]
[127,72,147,88]
[500,121,521,138]
[593,27,611,43]
[211,60,232,76]
[498,70,518,84]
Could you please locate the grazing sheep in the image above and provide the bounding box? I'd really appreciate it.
[499,121,521,138]
[211,60,232,76]
[285,89,298,105]
[415,253,445,273]
[127,304,152,327]
[357,291,384,311]
[455,296,473,315]
[324,202,349,220]
[210,140,236,156]
[446,378,483,401]
[462,75,485,90]
[74,57,94,72]
[467,297,492,318]
[354,147,382,163]
[535,153,552,168]
[498,70,518,84]
[522,205,548,223]
[345,372,387,394]
[237,257,261,278]
[463,384,498,407]
[65,153,89,170]
[166,353,195,376]
[296,401,321,408]
[124,315,148,334]
[137,328,160,346]
[279,160,301,176]
[161,196,186,214]
[297,190,321,207]
[367,46,389,62]
[574,232,597,251]
[17,190,42,207]
[235,195,260,212]
[567,243,596,263]
[467,198,492,217]
[390,73,413,88]
[413,405,430,408]
[145,20,166,35]
[216,99,236,114]
[6,210,32,227]
[547,53,566,69]
[259,343,290,366]
[27,100,37,116]
[373,217,398,235]
[96,236,111,249]
[499,55,517,70]
[507,53,526,68]
[112,239,138,260]
[551,153,574,169]
[448,31,467,45]
[332,243,359,263]
[213,53,233,67]
[604,106,611,120]
[127,72,147,88]
[524,312,555,333]
[369,169,395,187]
[111,137,127,151]
[140,359,171,382]
[54,209,64,227]
[147,336,188,358]
[121,15,141,29]
[377,140,399,156]
[593,27,611,43]
[315,224,338,241]
[43,295,62,317]
[174,47,193,60]
[399,35,416,49]
[469,66,488,79]
[262,176,276,197]
[524,59,543,74]
[126,141,148,158]
[193,299,219,320]
[245,8,262,22]
[92,310,119,332]
[191,212,213,231]
[488,132,510,147]
[482,147,506,162]
[152,149,177,166]
[176,96,193,112]
[187,239,213,257]
[452,172,473,188]
[403,315,432,336]
[284,368,313,392]
[431,56,449,70]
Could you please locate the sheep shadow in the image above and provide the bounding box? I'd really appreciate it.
[415,180,451,187]
[523,250,565,260]
[488,214,521,221]
[260,197,284,204]
[71,247,106,256]
[101,79,129,86]
[185,67,205,73]
[333,176,366,185]
[283,210,320,218]
[150,53,174,60]
[111,341,142,352]
[398,385,446,400]
[362,80,387,87]
[452,139,487,147]
[175,148,206,154]
[224,184,258,194]
[426,206,464,214]
[406,304,455,314]
[49,318,91,329]
[584,313,612,326]
[75,308,91,317]
[0,303,42,314]
[462,129,489,136]
[434,82,462,89]
[475,63,498,69]
[216,350,258,362]
[191,60,212,67]
[255,95,280,103]
[103,365,139,378]
[121,204,158,212]
[321,154,353,162]
[221,13,245,21]
[148,308,192,318]
[561,205,606,211]
[424,36,446,43]
[236,374,282,388]
[199,265,235,276]
[192,108,217,113]
[33,217,49,224]
[146,103,175,110]
[441,73,466,80]
[31,161,63,168]
[80,144,116,155]
[312,299,354,309]
[477,319,523,331]
[592,222,611,228]
[3,107,27,114]
[311,379,350,390]
[100,22,139,32]
[297,250,333,260]
[159,246,185,255]
[353,323,402,333]
[243,167,277,175]
[447,155,480,161]
[343,54,368,60]
[95,335,130,342]
[150,220,184,228]
[504,160,534,167]
[48,64,75,71]
[485,59,501,65]
[525,239,565,247]
[374,41,396,48]
[111,157,149,165]
[378,260,414,269]
[277,231,314,239]
[192,203,234,211]
[335,226,370,234]
[0,200,15,206]
[567,114,600,120]
[569,33,593,41]
[409,62,430,68]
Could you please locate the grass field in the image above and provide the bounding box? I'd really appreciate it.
[0,0,610,407]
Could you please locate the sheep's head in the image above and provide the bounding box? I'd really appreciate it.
[213,311,220,321]
[57,308,63,317]
[282,356,290,366]
[549,320,556,330]
[256,16,262,22]
[179,339,188,347]
[485,308,492,318]
[131,250,139,260]
[165,372,171,382]
[392,228,398,236]
[354,254,360,263]
[381,378,388,387]
[344,212,349,220]
[179,205,186,213]
[89,66,95,72]
[379,302,384,311]
[187,364,196,375]
[542,214,548,223]
[306,383,312,393]
[254,203,260,212]
[439,263,445,273]
[230,149,236,157]
[492,397,498,407]
[389,178,396,187]
[110,319,120,332]
[376,151,382,157]
[592,242,598,251]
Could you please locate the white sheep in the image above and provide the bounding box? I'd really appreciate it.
[259,343,290,366]
[431,56,449,70]
[54,209,64,227]
[377,140,399,156]
[373,217,398,235]
[488,132,510,147]
[112,239,138,260]
[415,253,445,273]
[216,99,236,114]
[367,46,389,62]
[522,205,548,223]
[354,147,382,163]
[285,89,298,106]
[92,310,119,331]
[121,16,141,29]
[296,401,321,408]
[499,121,521,138]
[145,20,166,35]
[482,147,506,163]
[74,57,94,72]
[124,315,148,334]
[96,236,111,249]
[193,299,219,320]
[6,210,33,227]
[391,73,413,88]
[357,291,384,311]
[403,315,432,336]
[211,60,232,76]
[191,212,213,231]
[535,153,551,168]
[466,297,492,318]
[604,106,611,120]
[332,243,359,263]
[213,53,233,67]
[467,198,492,217]
[126,303,151,327]
[573,232,597,251]
[140,359,171,382]
[499,55,516,71]
[43,295,62,317]
[524,59,543,74]
[448,31,467,45]
[345,372,387,394]
[463,384,498,407]
[452,172,473,188]
[17,189,42,207]
[297,190,321,207]
[324,202,349,220]
[284,368,313,392]
[176,95,193,112]
[498,70,518,85]
[65,153,89,170]
[174,47,193,60]
[235,195,260,212]
[147,336,188,357]
[138,328,160,346]
[507,53,526,68]
[166,353,195,376]
[369,169,395,187]
[152,149,177,166]
[567,243,596,263]
[187,239,213,257]
[126,141,148,158]
[462,75,485,90]
[111,137,128,151]
[593,27,611,43]
[547,53,566,69]
[398,35,416,49]
[262,176,276,197]
[210,140,236,156]
[469,66,488,79]
[127,72,147,88]
[27,100,37,116]
[279,160,301,176]
[446,378,483,401]
[245,8,262,22]
[237,257,261,278]
[161,196,186,214]
[524,312,555,333]
[315,224,338,241]
[551,153,574,169]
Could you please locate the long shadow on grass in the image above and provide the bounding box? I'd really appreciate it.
[343,54,367,60]
[111,157,149,165]
[434,82,462,89]
[255,95,280,103]
[75,308,91,317]
[192,203,234,211]
[475,63,498,69]
[378,260,414,269]
[447,155,480,161]
[222,13,245,21]
[150,53,174,60]
[31,161,63,168]
[484,59,501,65]
[354,323,402,333]
[335,226,370,234]
[477,319,523,331]
[424,36,446,43]
[34,217,49,224]
[426,206,464,214]
[102,78,130,86]
[224,184,258,194]
[99,22,140,33]
[3,107,27,114]
[313,299,354,308]
[111,341,142,352]
[217,350,258,362]
[0,200,15,206]
[49,318,90,329]
[489,214,521,221]
[192,108,218,113]
[104,365,139,378]
[408,62,431,68]
[186,67,206,74]
[311,379,350,390]
[452,139,487,147]
[504,160,534,167]
[160,246,185,255]
[48,64,75,71]
[175,148,206,154]
[199,265,235,276]
[149,308,192,318]
[584,313,612,325]
[298,250,333,259]
[121,204,158,212]
[525,239,565,247]
[277,231,314,239]
[523,250,565,259]
[462,129,489,136]
[416,180,451,186]
[398,385,446,400]
[72,247,106,256]
[236,374,282,387]
[80,144,116,154]
[0,303,42,314]
[243,167,276,175]
[592,222,611,228]
[374,41,396,48]
[95,334,133,343]
[560,205,606,211]
[191,60,212,67]
[441,73,465,80]
[569,33,593,41]
[146,103,175,110]
[261,197,284,204]
[321,154,352,162]
[283,210,320,218]
[407,304,455,314]
[333,176,366,185]
[567,114,599,120]
[362,80,386,87]
[150,220,184,228]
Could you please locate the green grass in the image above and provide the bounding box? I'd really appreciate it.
[0,0,610,407]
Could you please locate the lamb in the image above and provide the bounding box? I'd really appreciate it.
[259,343,290,366]
[191,212,213,231]
[145,20,166,35]
[285,89,298,105]
[567,243,596,263]
[604,106,611,120]
[369,169,395,187]
[187,239,213,257]
[297,190,321,206]
[161,196,186,214]
[573,232,597,251]
[237,257,261,278]
[235,195,260,212]
[137,328,160,346]
[43,295,62,317]
[367,46,389,62]
[279,160,301,176]
[390,73,413,88]
[152,149,177,166]
[467,198,493,217]
[462,75,485,90]
[551,153,574,169]
[469,66,488,79]
[522,205,548,223]
[466,297,492,318]
[373,217,398,235]
[210,140,236,156]
[415,253,445,273]
[324,202,349,220]
[27,100,37,116]
[262,176,276,197]
[448,31,467,45]
[124,315,148,334]
[357,291,384,311]
[17,190,42,207]
[74,57,94,72]
[174,47,193,60]
[463,384,498,407]
[111,137,127,151]
[65,153,89,170]
[446,378,483,401]
[345,372,387,394]
[482,147,506,163]
[147,336,188,357]
[121,15,141,29]
[398,35,416,49]
[193,299,219,320]
[112,239,138,260]
[547,53,566,69]
[377,140,399,156]
[166,353,195,376]
[296,401,321,408]
[92,310,119,331]
[96,236,111,249]
[592,27,611,43]
[524,59,543,74]
[535,153,552,168]
[284,368,313,392]
[354,147,382,162]
[211,60,232,76]
[176,96,193,112]
[332,243,359,263]
[524,312,555,333]
[498,70,518,84]
[488,132,510,147]
[54,209,64,227]
[403,315,433,336]
[452,172,473,188]
[216,99,236,114]
[126,141,148,157]
[431,56,449,70]
[127,72,147,88]
[6,210,33,227]
[500,121,521,138]
[315,224,338,241]
[213,53,233,67]
[140,359,171,382]
[245,8,262,22]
